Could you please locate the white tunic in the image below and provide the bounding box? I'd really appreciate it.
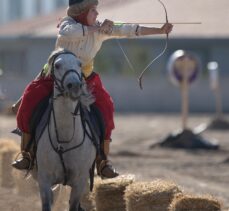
[55,16,139,77]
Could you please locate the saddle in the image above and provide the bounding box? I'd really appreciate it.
[13,95,105,162]
[12,96,106,191]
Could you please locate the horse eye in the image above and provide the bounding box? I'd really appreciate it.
[55,63,61,70]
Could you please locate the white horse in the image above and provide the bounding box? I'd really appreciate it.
[34,49,96,211]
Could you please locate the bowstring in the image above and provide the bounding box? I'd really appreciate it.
[115,39,137,74]
[114,0,137,75]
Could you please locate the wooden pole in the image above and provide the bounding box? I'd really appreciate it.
[208,66,222,118]
[181,71,189,130]
[215,85,223,118]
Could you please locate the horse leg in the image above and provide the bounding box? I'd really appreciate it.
[38,180,53,211]
[69,184,86,211]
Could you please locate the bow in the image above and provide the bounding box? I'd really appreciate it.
[115,0,169,89]
[138,0,169,89]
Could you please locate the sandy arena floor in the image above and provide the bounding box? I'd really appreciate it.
[0,113,229,210]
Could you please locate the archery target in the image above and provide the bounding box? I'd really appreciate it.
[167,50,200,86]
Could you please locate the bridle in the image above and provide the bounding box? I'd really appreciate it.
[48,51,85,146]
[52,69,83,96]
[50,51,83,97]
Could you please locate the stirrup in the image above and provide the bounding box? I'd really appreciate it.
[98,160,119,179]
[12,151,33,170]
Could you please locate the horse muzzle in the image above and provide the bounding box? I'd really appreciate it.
[65,80,82,101]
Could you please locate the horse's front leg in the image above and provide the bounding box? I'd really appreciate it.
[69,182,86,211]
[38,177,53,211]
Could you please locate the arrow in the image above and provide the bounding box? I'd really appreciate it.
[115,22,201,25]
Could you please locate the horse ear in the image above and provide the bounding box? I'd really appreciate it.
[48,50,58,69]
[47,48,66,75]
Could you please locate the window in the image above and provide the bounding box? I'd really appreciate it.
[35,0,42,14]
[9,0,23,21]
[56,0,67,8]
[0,51,25,75]
[0,56,3,75]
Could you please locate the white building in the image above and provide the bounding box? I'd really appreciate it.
[0,0,67,25]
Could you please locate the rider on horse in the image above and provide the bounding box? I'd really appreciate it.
[12,0,173,179]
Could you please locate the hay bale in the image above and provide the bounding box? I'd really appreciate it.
[0,139,19,149]
[95,174,135,211]
[169,194,222,211]
[80,180,96,211]
[53,179,97,211]
[0,186,41,211]
[125,179,182,211]
[53,186,70,211]
[13,171,38,197]
[0,139,20,188]
[81,190,96,211]
[53,183,96,211]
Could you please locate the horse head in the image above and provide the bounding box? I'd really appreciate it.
[47,48,83,101]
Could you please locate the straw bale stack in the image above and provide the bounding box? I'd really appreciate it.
[80,181,96,211]
[125,179,182,211]
[0,139,19,188]
[53,182,96,211]
[53,186,70,211]
[13,171,38,197]
[0,186,40,211]
[0,139,19,149]
[169,194,222,211]
[95,174,135,211]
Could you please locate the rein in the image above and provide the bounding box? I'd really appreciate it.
[47,98,87,185]
[52,69,83,97]
[50,99,79,142]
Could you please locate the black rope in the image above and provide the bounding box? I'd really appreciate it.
[47,99,87,185]
[57,146,68,186]
[89,160,96,191]
[48,100,87,154]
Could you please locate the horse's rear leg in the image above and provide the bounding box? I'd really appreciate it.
[38,181,53,211]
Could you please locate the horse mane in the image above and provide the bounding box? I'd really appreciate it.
[46,48,95,107]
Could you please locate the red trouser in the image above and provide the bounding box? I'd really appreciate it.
[17,72,115,140]
[17,76,54,133]
[85,73,115,140]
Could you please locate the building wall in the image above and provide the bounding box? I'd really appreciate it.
[101,75,229,113]
[0,37,229,113]
[0,0,67,25]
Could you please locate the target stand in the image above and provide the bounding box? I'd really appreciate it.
[207,117,229,130]
[152,50,219,150]
[207,62,229,130]
[195,61,229,131]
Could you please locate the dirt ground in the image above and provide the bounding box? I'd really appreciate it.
[0,113,229,210]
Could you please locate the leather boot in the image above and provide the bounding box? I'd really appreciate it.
[96,140,119,179]
[12,132,33,170]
